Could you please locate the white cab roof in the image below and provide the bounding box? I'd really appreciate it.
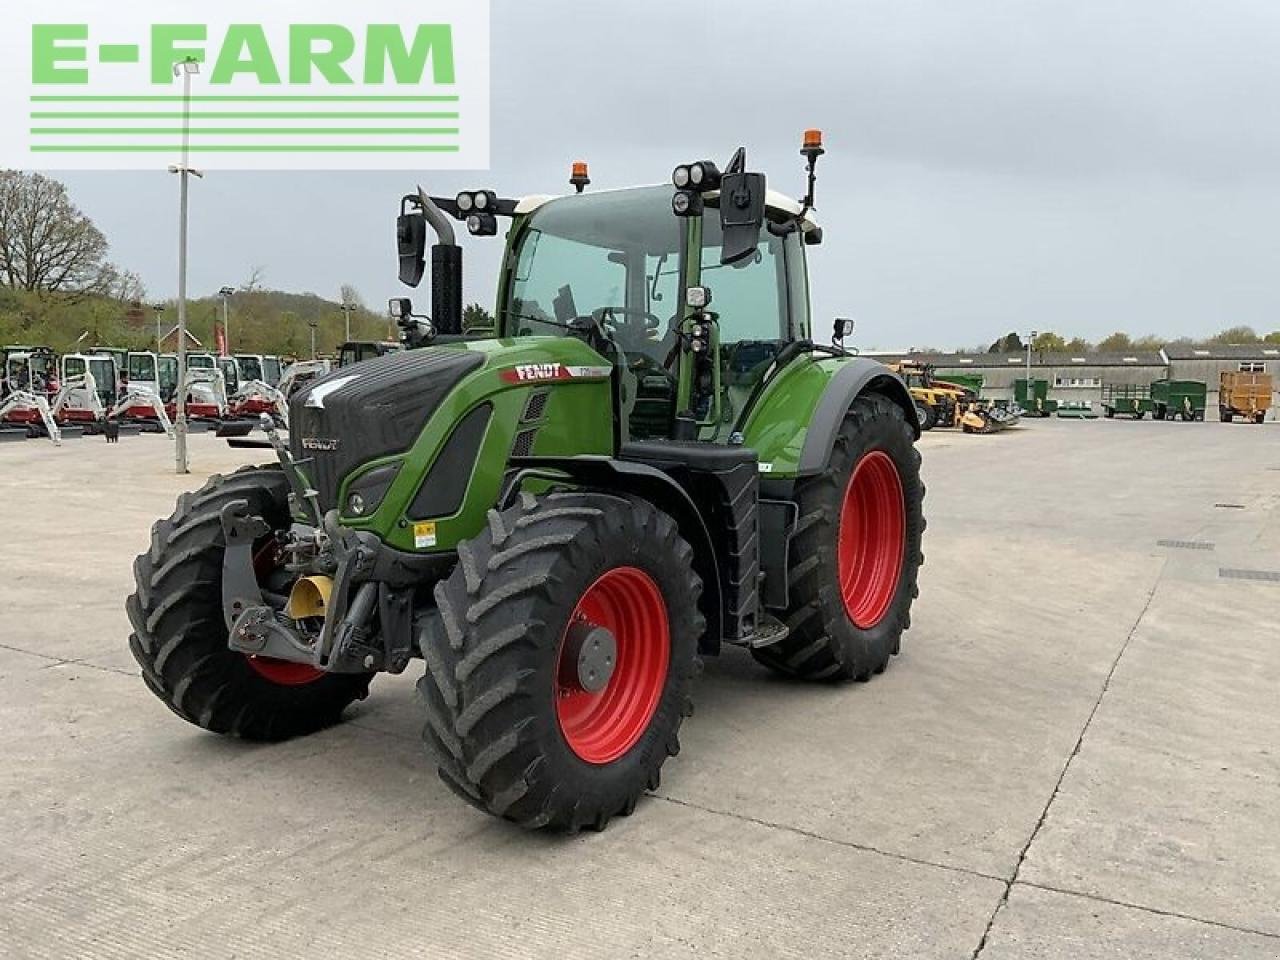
[512,185,821,233]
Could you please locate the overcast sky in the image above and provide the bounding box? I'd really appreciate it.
[59,0,1280,349]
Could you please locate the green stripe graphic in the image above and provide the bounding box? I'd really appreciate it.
[30,144,462,153]
[32,111,459,119]
[30,95,459,103]
[32,128,460,136]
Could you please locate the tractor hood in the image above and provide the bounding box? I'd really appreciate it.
[290,347,484,512]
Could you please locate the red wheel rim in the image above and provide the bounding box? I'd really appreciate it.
[837,450,906,629]
[243,540,325,686]
[555,567,669,764]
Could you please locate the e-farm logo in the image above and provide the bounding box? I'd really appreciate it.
[1,1,489,170]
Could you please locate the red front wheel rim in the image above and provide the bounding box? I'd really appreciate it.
[555,566,670,764]
[838,450,906,629]
[244,540,325,686]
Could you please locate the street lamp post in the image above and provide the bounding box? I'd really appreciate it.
[168,56,202,475]
[218,286,236,355]
[1027,330,1038,411]
[152,303,165,353]
[341,301,355,342]
[308,318,319,359]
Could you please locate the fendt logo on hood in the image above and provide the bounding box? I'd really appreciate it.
[499,364,612,384]
[300,437,340,451]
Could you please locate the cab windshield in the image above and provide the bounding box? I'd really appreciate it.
[262,357,282,385]
[504,186,684,366]
[128,353,157,383]
[158,356,179,401]
[188,355,215,370]
[237,356,264,382]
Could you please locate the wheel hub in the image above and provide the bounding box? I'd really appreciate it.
[554,566,669,764]
[562,621,617,693]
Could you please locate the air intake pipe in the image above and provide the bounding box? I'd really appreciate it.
[417,187,462,335]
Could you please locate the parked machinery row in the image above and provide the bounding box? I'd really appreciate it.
[937,372,1271,425]
[0,346,298,444]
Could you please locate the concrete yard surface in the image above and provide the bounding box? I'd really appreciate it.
[0,421,1277,959]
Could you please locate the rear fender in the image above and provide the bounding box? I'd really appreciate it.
[743,355,918,478]
[797,361,918,474]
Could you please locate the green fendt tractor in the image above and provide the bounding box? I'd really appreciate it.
[127,133,925,831]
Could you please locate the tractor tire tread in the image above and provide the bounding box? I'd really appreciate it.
[753,393,924,682]
[417,491,702,831]
[126,465,370,742]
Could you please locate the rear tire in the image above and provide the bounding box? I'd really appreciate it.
[753,394,924,681]
[126,466,372,741]
[418,492,703,831]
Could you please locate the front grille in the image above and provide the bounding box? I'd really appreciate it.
[289,348,484,511]
[512,427,539,458]
[522,391,549,423]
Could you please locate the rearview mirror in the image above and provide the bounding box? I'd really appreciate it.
[719,170,766,266]
[397,203,427,287]
[834,317,854,341]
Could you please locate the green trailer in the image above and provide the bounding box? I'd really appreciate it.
[1056,401,1099,419]
[1013,378,1058,417]
[1150,379,1206,421]
[1101,383,1153,419]
[937,372,984,395]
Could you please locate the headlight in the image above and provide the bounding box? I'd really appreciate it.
[455,191,473,212]
[474,191,489,211]
[671,190,702,217]
[689,163,704,186]
[672,165,690,188]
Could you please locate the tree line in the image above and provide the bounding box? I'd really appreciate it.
[986,327,1280,355]
[0,169,498,357]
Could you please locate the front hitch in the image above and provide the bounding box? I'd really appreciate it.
[219,500,405,675]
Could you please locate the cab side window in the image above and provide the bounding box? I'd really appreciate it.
[699,232,787,345]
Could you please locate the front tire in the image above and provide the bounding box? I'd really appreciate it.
[418,492,703,831]
[126,466,372,741]
[753,394,925,681]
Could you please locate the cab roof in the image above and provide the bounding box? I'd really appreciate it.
[512,185,821,234]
